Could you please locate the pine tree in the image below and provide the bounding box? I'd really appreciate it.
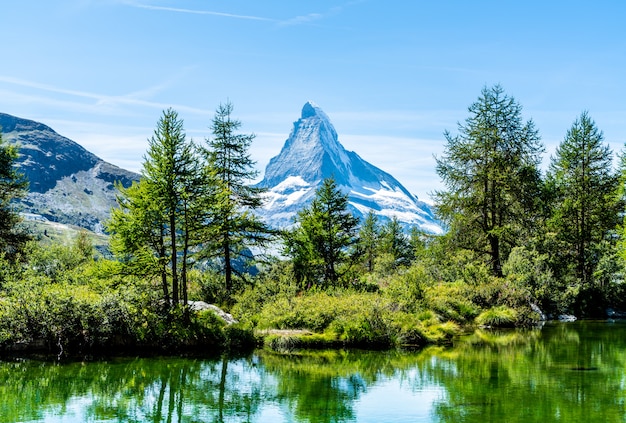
[547,111,620,285]
[355,211,380,273]
[204,101,272,295]
[285,177,359,288]
[434,85,544,276]
[378,217,413,269]
[0,130,30,259]
[108,109,212,313]
[109,180,170,301]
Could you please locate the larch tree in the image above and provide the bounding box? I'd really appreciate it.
[109,180,170,301]
[204,101,272,295]
[433,85,544,276]
[547,111,620,285]
[108,109,211,313]
[355,211,380,273]
[378,217,413,270]
[285,177,359,288]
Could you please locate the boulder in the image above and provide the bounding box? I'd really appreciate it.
[188,301,238,325]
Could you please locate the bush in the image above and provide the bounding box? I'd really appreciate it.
[231,262,298,325]
[329,305,392,348]
[265,332,340,351]
[224,324,258,351]
[382,263,432,311]
[255,290,470,349]
[422,281,480,323]
[255,292,338,332]
[475,306,518,327]
[387,312,427,347]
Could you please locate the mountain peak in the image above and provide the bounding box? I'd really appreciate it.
[258,101,346,188]
[301,101,328,120]
[257,103,443,233]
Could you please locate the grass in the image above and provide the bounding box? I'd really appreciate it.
[475,305,519,327]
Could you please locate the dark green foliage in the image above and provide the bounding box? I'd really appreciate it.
[7,88,626,356]
[547,112,620,288]
[377,217,414,270]
[204,101,273,296]
[0,130,30,260]
[108,109,218,316]
[284,177,359,288]
[434,85,543,276]
[0,240,246,355]
[354,211,379,273]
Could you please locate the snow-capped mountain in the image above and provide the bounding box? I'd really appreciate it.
[256,102,442,234]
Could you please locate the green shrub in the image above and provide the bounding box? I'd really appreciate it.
[256,293,339,332]
[192,308,226,345]
[224,324,258,351]
[475,306,518,327]
[382,264,431,311]
[387,312,427,347]
[422,321,461,344]
[231,264,298,325]
[422,281,480,322]
[330,307,392,348]
[265,332,340,351]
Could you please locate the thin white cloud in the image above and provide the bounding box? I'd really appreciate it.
[279,13,325,26]
[277,1,370,27]
[123,1,275,22]
[0,75,210,116]
[123,0,353,27]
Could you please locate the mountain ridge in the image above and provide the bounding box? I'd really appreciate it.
[257,102,442,233]
[1,112,139,232]
[1,106,441,235]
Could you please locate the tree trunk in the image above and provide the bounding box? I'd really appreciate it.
[182,223,190,323]
[489,233,502,277]
[159,228,170,308]
[218,356,229,423]
[224,239,232,295]
[170,214,179,305]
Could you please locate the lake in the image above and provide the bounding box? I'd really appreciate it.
[1,320,625,422]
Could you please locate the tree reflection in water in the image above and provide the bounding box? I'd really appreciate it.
[2,321,626,422]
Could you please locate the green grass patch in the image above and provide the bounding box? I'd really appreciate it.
[475,305,519,327]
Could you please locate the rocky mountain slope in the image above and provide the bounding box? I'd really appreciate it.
[1,112,138,233]
[2,105,441,236]
[256,102,442,233]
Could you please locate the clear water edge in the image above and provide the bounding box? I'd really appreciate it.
[1,320,625,423]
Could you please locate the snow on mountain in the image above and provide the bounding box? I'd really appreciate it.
[256,102,443,234]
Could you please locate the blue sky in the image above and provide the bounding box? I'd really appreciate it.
[1,1,625,202]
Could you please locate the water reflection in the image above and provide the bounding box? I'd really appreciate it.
[1,321,626,422]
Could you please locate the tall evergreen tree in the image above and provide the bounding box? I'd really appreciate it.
[547,111,620,285]
[0,130,30,259]
[378,217,413,269]
[434,85,543,276]
[285,177,359,288]
[109,180,170,301]
[204,101,272,295]
[108,109,212,312]
[355,211,380,273]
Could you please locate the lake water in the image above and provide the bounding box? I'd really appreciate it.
[1,320,625,422]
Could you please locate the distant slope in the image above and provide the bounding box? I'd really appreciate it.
[256,102,442,233]
[0,112,139,233]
